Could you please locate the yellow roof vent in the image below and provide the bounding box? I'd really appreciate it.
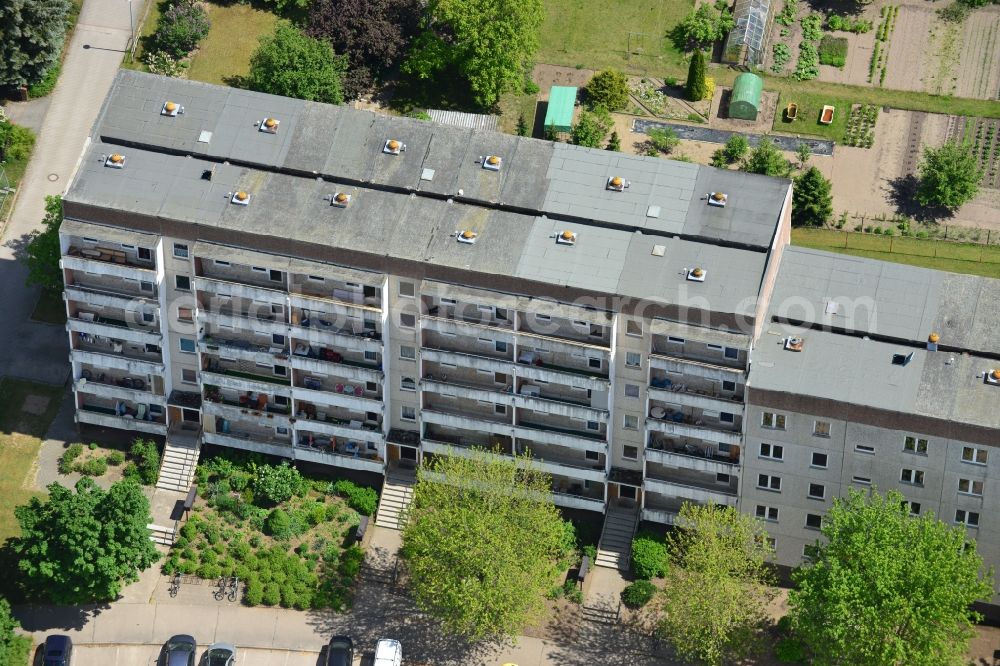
[708,192,728,207]
[383,139,405,155]
[987,368,1000,385]
[231,191,250,205]
[687,267,707,282]
[784,336,804,352]
[105,153,126,169]
[161,101,182,116]
[556,230,577,246]
[259,117,280,133]
[456,230,478,244]
[607,175,627,192]
[482,155,502,171]
[331,192,351,208]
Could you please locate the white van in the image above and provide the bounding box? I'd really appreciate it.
[373,639,402,666]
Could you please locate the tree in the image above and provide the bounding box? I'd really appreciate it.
[916,142,984,209]
[671,4,735,51]
[0,0,72,88]
[646,127,679,155]
[790,489,993,666]
[307,0,422,99]
[795,142,812,168]
[722,133,749,162]
[0,597,31,666]
[585,69,630,111]
[401,449,575,640]
[403,0,544,107]
[247,22,347,104]
[606,130,621,152]
[9,478,159,604]
[24,195,63,293]
[685,50,706,102]
[154,1,210,58]
[571,106,612,148]
[741,137,792,177]
[792,166,833,227]
[253,462,303,506]
[658,503,775,666]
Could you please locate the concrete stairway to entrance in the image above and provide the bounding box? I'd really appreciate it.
[155,441,200,492]
[595,505,639,570]
[375,471,416,530]
[147,523,176,546]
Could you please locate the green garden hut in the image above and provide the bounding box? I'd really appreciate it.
[729,73,763,121]
[543,86,577,134]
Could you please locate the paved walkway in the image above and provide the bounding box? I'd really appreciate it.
[0,0,142,386]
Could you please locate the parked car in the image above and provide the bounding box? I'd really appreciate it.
[160,635,197,666]
[324,636,353,666]
[203,643,235,666]
[373,639,401,666]
[42,635,73,666]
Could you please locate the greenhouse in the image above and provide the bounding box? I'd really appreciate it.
[723,0,773,68]
[729,73,763,120]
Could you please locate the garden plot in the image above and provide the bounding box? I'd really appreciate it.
[880,4,934,92]
[953,8,1000,100]
[948,117,1000,190]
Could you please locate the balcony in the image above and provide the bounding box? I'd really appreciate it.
[421,377,514,407]
[420,314,516,344]
[422,408,513,437]
[199,309,288,337]
[521,446,606,483]
[70,347,164,375]
[200,336,288,366]
[77,404,167,435]
[643,477,737,506]
[513,390,608,422]
[293,442,384,473]
[289,284,382,313]
[291,343,382,379]
[195,275,288,307]
[74,374,164,405]
[291,382,383,412]
[551,484,605,512]
[515,355,610,390]
[203,430,293,459]
[645,410,741,446]
[293,412,384,444]
[648,353,744,383]
[67,314,161,346]
[203,399,292,429]
[65,271,157,300]
[517,313,611,349]
[64,285,158,312]
[420,346,513,374]
[647,384,745,417]
[516,420,606,447]
[641,506,679,525]
[62,247,156,280]
[200,369,292,396]
[644,442,739,475]
[422,438,606,485]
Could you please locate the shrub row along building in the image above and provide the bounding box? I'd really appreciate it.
[61,72,998,597]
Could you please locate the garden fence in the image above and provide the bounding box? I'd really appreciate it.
[800,228,1000,265]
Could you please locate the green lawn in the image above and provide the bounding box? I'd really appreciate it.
[498,91,539,135]
[121,0,163,71]
[186,3,278,85]
[771,90,853,141]
[537,0,694,75]
[792,228,1000,278]
[0,379,66,542]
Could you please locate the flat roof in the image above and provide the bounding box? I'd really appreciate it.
[65,71,791,319]
[544,86,577,132]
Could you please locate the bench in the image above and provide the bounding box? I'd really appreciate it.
[355,515,369,543]
[183,485,198,513]
[576,555,590,586]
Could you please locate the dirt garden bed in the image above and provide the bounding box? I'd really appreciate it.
[948,116,1000,190]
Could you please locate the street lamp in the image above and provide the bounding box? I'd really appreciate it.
[126,0,134,60]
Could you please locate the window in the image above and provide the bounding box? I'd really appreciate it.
[626,320,642,337]
[724,347,739,360]
[270,333,284,346]
[269,269,282,283]
[534,313,550,322]
[398,281,414,298]
[759,442,784,460]
[178,307,193,322]
[803,543,820,560]
[307,275,325,282]
[494,341,508,353]
[852,475,872,485]
[958,478,984,496]
[274,395,288,406]
[625,352,641,368]
[178,338,196,354]
[588,357,602,369]
[722,380,737,392]
[811,452,828,468]
[813,420,831,437]
[181,368,197,384]
[707,344,723,351]
[855,444,875,455]
[401,406,416,421]
[805,514,823,530]
[214,259,230,267]
[766,537,776,550]
[955,510,980,527]
[142,311,154,323]
[399,313,415,328]
[667,336,685,344]
[757,474,781,491]
[400,345,415,360]
[623,414,638,430]
[624,384,640,398]
[755,505,779,522]
[623,445,638,460]
[140,280,154,293]
[138,247,152,261]
[720,412,735,423]
[586,420,600,431]
[904,436,928,454]
[761,412,786,429]
[962,446,988,465]
[716,473,730,483]
[365,381,377,393]
[440,297,456,306]
[904,501,921,516]
[173,243,188,258]
[808,483,826,500]
[175,275,191,291]
[900,469,925,486]
[494,404,507,415]
[273,365,287,377]
[364,350,378,362]
[400,377,416,392]
[585,450,600,461]
[251,266,267,273]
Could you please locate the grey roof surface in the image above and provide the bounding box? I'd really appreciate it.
[66,71,793,315]
[751,324,1000,430]
[770,247,1000,356]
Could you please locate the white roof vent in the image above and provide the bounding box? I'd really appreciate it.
[784,336,804,352]
[482,155,502,171]
[607,176,628,192]
[161,101,182,117]
[708,192,728,207]
[456,230,478,244]
[985,369,1000,385]
[686,267,706,282]
[258,117,279,133]
[230,191,250,205]
[556,230,577,246]
[330,192,351,207]
[104,153,126,169]
[383,139,405,155]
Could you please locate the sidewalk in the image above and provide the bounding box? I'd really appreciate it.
[0,0,143,386]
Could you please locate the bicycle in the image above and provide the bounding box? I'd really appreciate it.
[227,576,239,602]
[213,576,227,601]
[168,573,180,598]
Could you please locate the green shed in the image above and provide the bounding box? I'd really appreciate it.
[729,73,763,121]
[543,86,577,134]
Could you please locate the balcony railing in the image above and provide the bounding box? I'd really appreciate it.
[77,404,166,435]
[645,412,741,446]
[293,443,384,473]
[648,352,744,381]
[517,420,605,442]
[64,247,155,272]
[64,285,157,309]
[643,477,737,506]
[71,347,164,373]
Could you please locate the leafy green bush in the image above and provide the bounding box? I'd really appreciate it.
[818,35,848,68]
[154,1,210,57]
[585,69,630,111]
[59,443,84,474]
[339,545,364,582]
[262,582,282,606]
[793,41,819,80]
[631,533,669,579]
[647,127,679,154]
[107,450,126,465]
[772,43,791,72]
[254,463,303,506]
[244,577,263,606]
[198,563,221,579]
[775,637,807,663]
[77,457,108,477]
[130,439,160,485]
[266,508,292,540]
[329,479,378,516]
[621,580,657,608]
[800,13,823,42]
[827,14,872,33]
